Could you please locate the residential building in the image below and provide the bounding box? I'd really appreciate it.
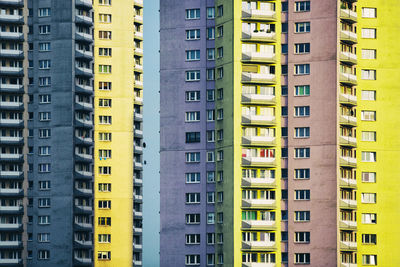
[160,0,400,266]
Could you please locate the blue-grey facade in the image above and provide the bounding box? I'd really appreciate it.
[27,0,93,265]
[160,0,216,266]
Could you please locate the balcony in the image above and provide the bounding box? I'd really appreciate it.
[74,170,93,180]
[339,220,357,230]
[340,263,357,267]
[0,223,22,231]
[75,136,93,146]
[0,136,23,145]
[242,72,276,84]
[75,117,93,128]
[242,177,276,188]
[242,156,276,167]
[0,241,22,248]
[0,0,23,6]
[0,119,23,128]
[75,83,93,94]
[134,161,143,170]
[75,15,93,26]
[242,51,275,64]
[134,227,143,234]
[340,241,357,251]
[339,93,357,106]
[340,51,357,65]
[134,210,143,218]
[75,187,92,196]
[340,198,357,209]
[242,135,275,146]
[134,112,143,122]
[75,48,93,60]
[135,80,143,88]
[242,240,276,251]
[134,195,143,201]
[241,93,276,105]
[74,256,92,264]
[135,48,143,56]
[75,66,93,78]
[243,264,275,267]
[242,199,276,209]
[0,153,23,162]
[339,115,357,127]
[75,0,92,8]
[0,188,23,196]
[241,220,276,230]
[75,205,92,214]
[134,178,143,186]
[0,66,23,76]
[0,259,22,265]
[134,31,143,40]
[75,152,93,163]
[340,30,357,44]
[75,100,93,111]
[134,146,143,154]
[134,0,143,7]
[339,135,357,147]
[0,31,23,40]
[340,177,357,189]
[340,72,357,85]
[135,15,143,24]
[242,30,276,42]
[0,49,23,59]
[340,156,357,167]
[0,101,23,111]
[0,171,23,179]
[242,7,276,21]
[74,221,92,230]
[133,260,143,266]
[0,14,23,24]
[135,64,143,72]
[0,84,23,93]
[0,205,23,214]
[242,114,276,126]
[75,31,93,43]
[134,129,143,137]
[135,96,143,105]
[340,9,357,22]
[134,243,143,250]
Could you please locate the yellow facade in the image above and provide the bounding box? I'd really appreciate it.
[93,0,136,265]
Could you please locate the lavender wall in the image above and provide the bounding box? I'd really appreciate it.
[160,0,215,266]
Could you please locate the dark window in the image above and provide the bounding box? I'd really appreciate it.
[281,168,288,178]
[282,23,288,33]
[281,65,288,75]
[281,86,288,96]
[281,147,288,158]
[281,106,288,116]
[282,2,288,12]
[281,44,288,54]
[282,252,288,262]
[186,132,201,143]
[281,210,288,221]
[281,190,288,200]
[281,127,288,137]
[281,231,288,241]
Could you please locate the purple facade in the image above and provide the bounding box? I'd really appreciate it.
[160,0,215,266]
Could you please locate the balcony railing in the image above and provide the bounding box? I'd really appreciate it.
[242,7,276,21]
[340,8,357,22]
[0,101,23,109]
[242,263,275,267]
[339,72,357,85]
[339,93,357,105]
[242,177,276,188]
[339,220,357,230]
[242,156,276,167]
[242,114,276,125]
[340,263,357,267]
[340,156,357,167]
[134,31,143,39]
[242,240,276,250]
[242,135,276,146]
[0,66,23,75]
[242,51,275,63]
[135,15,143,23]
[242,72,276,84]
[339,135,357,147]
[0,31,23,39]
[0,259,21,264]
[340,51,357,65]
[339,115,357,127]
[340,177,357,188]
[340,30,357,43]
[241,220,276,230]
[242,199,276,209]
[241,93,276,105]
[340,198,357,209]
[134,0,143,6]
[0,49,23,58]
[340,241,357,251]
[242,30,276,42]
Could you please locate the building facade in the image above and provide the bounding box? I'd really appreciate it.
[160,0,400,266]
[0,0,143,265]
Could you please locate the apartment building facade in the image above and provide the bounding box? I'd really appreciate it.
[0,0,143,265]
[160,0,400,266]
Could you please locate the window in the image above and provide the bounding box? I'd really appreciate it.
[186,234,200,244]
[38,163,51,173]
[207,49,215,60]
[295,127,310,138]
[217,88,223,100]
[295,253,310,264]
[99,14,112,23]
[98,234,111,243]
[207,171,215,183]
[217,150,224,161]
[281,44,288,54]
[217,25,223,37]
[39,77,51,86]
[99,99,112,107]
[217,233,223,244]
[186,152,200,163]
[99,65,112,73]
[282,127,288,137]
[362,131,376,141]
[295,211,310,222]
[98,183,112,192]
[185,255,200,265]
[185,111,200,122]
[39,25,50,34]
[361,193,376,204]
[281,65,288,75]
[361,70,376,80]
[207,151,214,162]
[295,1,310,12]
[207,7,215,19]
[281,23,288,33]
[99,31,112,39]
[186,214,200,224]
[39,112,51,121]
[186,50,200,61]
[99,166,111,175]
[207,69,215,80]
[295,169,310,179]
[186,91,200,101]
[99,48,112,56]
[295,22,310,33]
[38,181,51,190]
[38,233,50,242]
[207,212,215,224]
[217,5,223,17]
[362,152,376,162]
[362,172,376,183]
[294,64,310,75]
[207,27,215,39]
[217,67,224,79]
[207,254,215,266]
[98,200,111,209]
[38,146,51,156]
[186,173,200,183]
[362,213,377,224]
[361,49,376,59]
[362,234,377,245]
[295,232,310,243]
[281,189,288,199]
[99,81,112,90]
[38,250,50,260]
[362,255,377,265]
[294,106,310,117]
[39,60,51,69]
[186,193,201,204]
[207,110,215,121]
[186,70,200,81]
[98,251,111,260]
[186,132,200,143]
[39,94,51,103]
[282,2,288,12]
[186,29,200,40]
[362,8,377,18]
[281,106,288,116]
[99,116,112,124]
[361,28,376,39]
[295,85,310,96]
[207,192,215,204]
[207,90,215,101]
[361,90,376,100]
[39,42,51,51]
[295,190,310,200]
[38,198,51,207]
[217,109,223,120]
[217,192,223,203]
[361,111,376,121]
[38,8,51,17]
[99,132,112,141]
[98,217,111,226]
[217,47,223,58]
[99,0,111,5]
[38,216,50,225]
[295,43,310,54]
[186,9,200,20]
